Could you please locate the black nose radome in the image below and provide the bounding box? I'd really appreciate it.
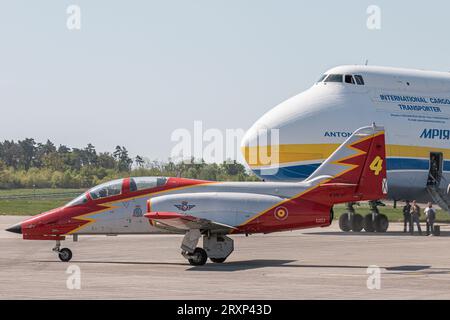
[6,223,22,234]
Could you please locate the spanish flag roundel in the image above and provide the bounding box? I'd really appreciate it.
[274,206,288,221]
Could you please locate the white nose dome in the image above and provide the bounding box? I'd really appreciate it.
[240,84,354,181]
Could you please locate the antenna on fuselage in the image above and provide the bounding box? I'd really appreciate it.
[371,122,377,132]
[365,59,369,66]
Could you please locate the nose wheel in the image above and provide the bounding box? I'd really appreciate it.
[52,240,73,262]
[58,248,73,262]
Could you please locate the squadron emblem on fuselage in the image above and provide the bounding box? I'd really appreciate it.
[174,201,196,212]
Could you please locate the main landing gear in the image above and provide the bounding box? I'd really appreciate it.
[181,229,234,266]
[338,202,363,232]
[339,201,389,233]
[52,240,73,262]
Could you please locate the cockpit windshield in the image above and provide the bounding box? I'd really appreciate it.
[324,74,343,83]
[130,177,168,192]
[89,178,123,200]
[317,74,327,83]
[65,193,88,207]
[318,73,365,85]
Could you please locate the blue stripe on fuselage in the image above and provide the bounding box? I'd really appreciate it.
[253,158,450,182]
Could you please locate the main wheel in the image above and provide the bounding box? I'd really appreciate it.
[58,248,72,262]
[374,214,389,232]
[188,248,208,266]
[210,257,227,263]
[339,213,352,232]
[363,214,375,232]
[352,214,364,232]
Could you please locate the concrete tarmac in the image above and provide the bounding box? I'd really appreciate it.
[1,215,450,299]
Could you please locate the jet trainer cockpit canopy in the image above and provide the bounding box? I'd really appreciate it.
[89,178,123,200]
[129,177,167,191]
[64,178,124,207]
[65,177,169,207]
[65,193,88,207]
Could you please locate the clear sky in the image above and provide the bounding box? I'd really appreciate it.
[1,0,449,162]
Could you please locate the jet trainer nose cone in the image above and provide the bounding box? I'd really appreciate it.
[5,223,22,234]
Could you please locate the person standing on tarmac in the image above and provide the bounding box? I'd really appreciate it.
[410,200,422,235]
[424,202,436,236]
[402,200,411,233]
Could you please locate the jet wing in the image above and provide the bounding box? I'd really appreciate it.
[144,212,236,233]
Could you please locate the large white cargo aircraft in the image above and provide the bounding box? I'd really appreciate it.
[241,65,450,232]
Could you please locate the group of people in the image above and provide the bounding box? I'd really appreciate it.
[402,200,437,235]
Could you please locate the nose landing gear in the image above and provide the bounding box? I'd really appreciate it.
[58,248,73,262]
[52,240,73,262]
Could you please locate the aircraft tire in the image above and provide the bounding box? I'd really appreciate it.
[363,214,375,232]
[58,248,72,262]
[352,214,364,232]
[339,213,352,232]
[188,248,208,266]
[210,257,227,263]
[374,214,389,233]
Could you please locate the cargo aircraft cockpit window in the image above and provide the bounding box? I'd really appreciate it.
[130,177,168,192]
[89,179,123,200]
[324,74,343,83]
[317,74,327,83]
[345,75,355,84]
[354,75,365,85]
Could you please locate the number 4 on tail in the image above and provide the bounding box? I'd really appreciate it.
[369,156,383,175]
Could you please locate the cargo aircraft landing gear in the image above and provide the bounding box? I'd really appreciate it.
[338,202,363,232]
[364,200,389,233]
[181,229,234,266]
[339,201,389,233]
[52,240,73,262]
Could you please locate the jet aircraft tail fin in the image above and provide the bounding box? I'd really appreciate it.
[304,124,387,203]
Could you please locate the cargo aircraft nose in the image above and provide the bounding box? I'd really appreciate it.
[5,223,22,234]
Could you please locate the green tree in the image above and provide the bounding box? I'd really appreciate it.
[84,143,98,166]
[220,160,246,176]
[135,155,145,168]
[97,152,116,169]
[18,138,37,170]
